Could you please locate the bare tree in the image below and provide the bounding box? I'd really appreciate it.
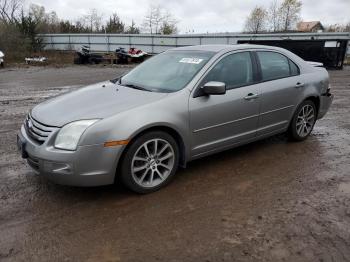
[153,5,163,34]
[325,22,350,32]
[279,0,302,31]
[142,5,178,34]
[29,4,45,22]
[160,10,178,35]
[84,8,103,32]
[46,11,59,33]
[268,0,281,32]
[27,4,60,33]
[244,6,268,33]
[142,5,156,34]
[0,0,23,24]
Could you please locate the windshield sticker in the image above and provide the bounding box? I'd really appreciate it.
[179,58,204,64]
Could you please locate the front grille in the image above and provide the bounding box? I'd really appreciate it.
[24,114,57,145]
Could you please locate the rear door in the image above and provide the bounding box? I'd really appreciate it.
[189,51,261,157]
[254,51,303,136]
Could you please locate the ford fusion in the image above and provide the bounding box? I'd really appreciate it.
[17,45,333,193]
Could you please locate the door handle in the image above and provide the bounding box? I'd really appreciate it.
[244,93,259,100]
[295,82,305,88]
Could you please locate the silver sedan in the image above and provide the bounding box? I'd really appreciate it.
[17,44,333,193]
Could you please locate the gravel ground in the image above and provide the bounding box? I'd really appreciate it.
[0,65,349,262]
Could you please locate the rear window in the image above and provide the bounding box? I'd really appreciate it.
[257,51,299,81]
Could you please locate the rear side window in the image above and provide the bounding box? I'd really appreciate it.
[257,51,298,81]
[289,59,300,76]
[202,52,254,89]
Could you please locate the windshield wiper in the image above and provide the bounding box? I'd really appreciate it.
[122,83,152,92]
[110,76,124,84]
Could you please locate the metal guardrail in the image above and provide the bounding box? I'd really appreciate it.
[40,32,350,54]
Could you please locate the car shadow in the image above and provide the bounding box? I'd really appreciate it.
[22,131,325,225]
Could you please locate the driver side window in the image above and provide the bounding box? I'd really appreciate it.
[201,52,254,90]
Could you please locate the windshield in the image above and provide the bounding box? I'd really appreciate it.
[120,51,214,92]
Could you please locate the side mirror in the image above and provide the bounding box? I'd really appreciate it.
[202,81,226,95]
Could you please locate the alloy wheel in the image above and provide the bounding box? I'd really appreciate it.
[131,138,175,188]
[296,104,315,137]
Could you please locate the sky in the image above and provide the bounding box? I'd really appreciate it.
[26,0,350,33]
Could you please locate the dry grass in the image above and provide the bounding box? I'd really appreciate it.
[41,50,76,65]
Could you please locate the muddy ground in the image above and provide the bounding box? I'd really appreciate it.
[0,66,349,262]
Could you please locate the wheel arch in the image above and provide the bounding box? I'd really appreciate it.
[288,95,320,131]
[304,96,320,116]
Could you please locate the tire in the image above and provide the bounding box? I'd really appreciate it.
[289,100,317,141]
[120,131,180,194]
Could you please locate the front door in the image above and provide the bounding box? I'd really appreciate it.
[189,51,260,157]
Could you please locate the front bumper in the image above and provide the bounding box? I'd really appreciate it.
[318,91,334,119]
[18,125,124,187]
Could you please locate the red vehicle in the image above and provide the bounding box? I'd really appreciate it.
[128,47,148,62]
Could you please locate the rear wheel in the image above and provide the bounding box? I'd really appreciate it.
[289,100,317,141]
[120,131,179,194]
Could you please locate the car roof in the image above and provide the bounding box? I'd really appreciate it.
[168,44,310,72]
[170,44,282,53]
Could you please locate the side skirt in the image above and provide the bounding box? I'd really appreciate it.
[189,127,287,162]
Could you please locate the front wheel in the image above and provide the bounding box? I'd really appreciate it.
[120,131,179,194]
[289,100,317,141]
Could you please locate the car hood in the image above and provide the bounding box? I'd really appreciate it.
[31,81,168,127]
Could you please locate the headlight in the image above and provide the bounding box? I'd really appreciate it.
[54,119,99,151]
